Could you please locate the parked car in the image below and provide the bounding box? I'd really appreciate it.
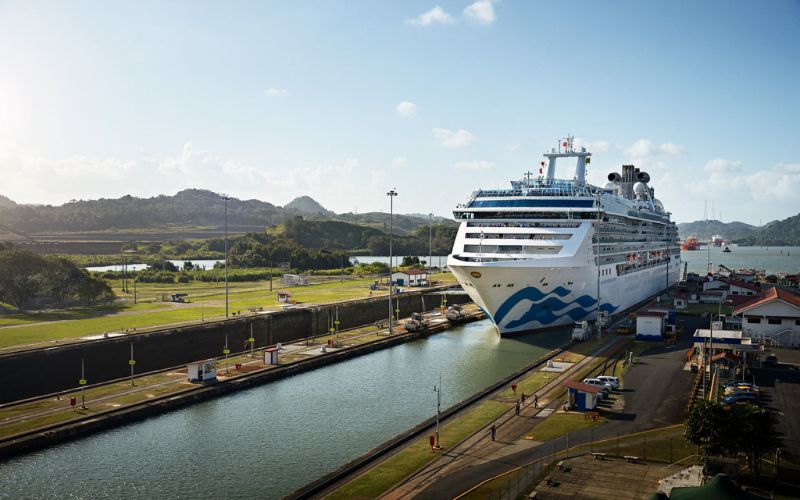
[721,392,760,405]
[764,354,779,367]
[582,378,613,397]
[723,386,759,397]
[597,375,620,389]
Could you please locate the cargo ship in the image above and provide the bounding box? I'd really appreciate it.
[446,136,681,335]
[680,236,699,251]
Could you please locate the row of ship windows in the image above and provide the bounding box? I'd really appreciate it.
[466,222,581,229]
[462,245,561,254]
[465,233,572,240]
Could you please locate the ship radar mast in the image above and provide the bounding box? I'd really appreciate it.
[542,134,591,184]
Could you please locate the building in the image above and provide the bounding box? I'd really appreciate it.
[563,380,601,411]
[636,311,668,341]
[391,269,429,287]
[188,360,217,383]
[733,287,800,347]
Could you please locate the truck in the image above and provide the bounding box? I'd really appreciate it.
[572,321,594,341]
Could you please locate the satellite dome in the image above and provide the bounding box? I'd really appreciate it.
[633,182,647,195]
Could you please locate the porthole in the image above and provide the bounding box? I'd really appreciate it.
[470,271,482,278]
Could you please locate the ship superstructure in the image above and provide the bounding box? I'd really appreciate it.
[447,136,681,334]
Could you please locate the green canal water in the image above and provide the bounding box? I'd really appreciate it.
[0,320,569,499]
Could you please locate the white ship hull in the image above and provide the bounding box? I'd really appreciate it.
[448,256,681,334]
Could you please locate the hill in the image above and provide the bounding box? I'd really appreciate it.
[0,190,452,237]
[677,220,757,242]
[0,194,16,209]
[283,196,333,215]
[678,213,800,245]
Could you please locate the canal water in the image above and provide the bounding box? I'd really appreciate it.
[681,245,800,275]
[0,320,569,499]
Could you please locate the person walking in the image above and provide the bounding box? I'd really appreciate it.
[534,393,539,408]
[521,392,526,404]
[515,400,521,416]
[491,424,496,441]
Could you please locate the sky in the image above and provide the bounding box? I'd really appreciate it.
[0,0,799,225]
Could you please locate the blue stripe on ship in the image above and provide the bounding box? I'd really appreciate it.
[493,286,619,330]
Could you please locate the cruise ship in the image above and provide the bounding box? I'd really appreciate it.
[447,136,681,335]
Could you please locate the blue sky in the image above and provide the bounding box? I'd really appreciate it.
[1,0,798,224]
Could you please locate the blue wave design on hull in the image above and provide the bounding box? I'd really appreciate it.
[492,286,619,331]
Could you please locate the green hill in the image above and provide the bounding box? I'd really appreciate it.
[677,220,757,242]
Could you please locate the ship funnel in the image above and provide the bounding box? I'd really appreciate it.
[608,172,622,182]
[637,171,651,183]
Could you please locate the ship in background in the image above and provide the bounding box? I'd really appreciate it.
[711,234,725,247]
[680,236,699,251]
[447,136,681,335]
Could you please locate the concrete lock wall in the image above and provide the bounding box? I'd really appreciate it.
[0,290,469,404]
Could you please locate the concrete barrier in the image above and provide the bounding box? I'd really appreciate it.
[0,288,469,403]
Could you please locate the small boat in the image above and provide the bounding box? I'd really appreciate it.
[723,247,732,253]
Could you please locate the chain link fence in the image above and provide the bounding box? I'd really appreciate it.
[461,424,697,500]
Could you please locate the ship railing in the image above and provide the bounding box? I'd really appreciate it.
[472,179,600,199]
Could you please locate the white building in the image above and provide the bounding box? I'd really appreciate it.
[636,311,667,341]
[734,287,800,347]
[391,269,429,287]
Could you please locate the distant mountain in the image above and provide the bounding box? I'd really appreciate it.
[739,213,800,246]
[0,194,16,209]
[677,213,800,245]
[283,196,333,215]
[0,189,285,232]
[0,190,454,236]
[677,220,757,242]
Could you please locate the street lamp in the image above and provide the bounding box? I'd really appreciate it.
[221,194,230,319]
[428,213,433,288]
[387,189,397,333]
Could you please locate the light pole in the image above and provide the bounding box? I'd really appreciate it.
[428,213,433,287]
[221,194,230,319]
[433,374,442,449]
[706,298,732,399]
[479,230,484,262]
[387,189,397,334]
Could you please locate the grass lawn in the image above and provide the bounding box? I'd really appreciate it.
[327,400,508,500]
[526,412,606,442]
[0,272,455,350]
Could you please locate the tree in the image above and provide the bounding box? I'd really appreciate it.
[75,274,115,305]
[42,256,85,307]
[0,248,47,310]
[402,255,420,266]
[685,400,782,473]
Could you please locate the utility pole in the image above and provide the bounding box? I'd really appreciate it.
[129,342,136,386]
[387,189,397,334]
[79,358,87,409]
[222,194,230,319]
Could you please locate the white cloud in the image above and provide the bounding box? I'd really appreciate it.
[623,139,686,164]
[407,6,455,26]
[432,128,476,149]
[659,143,686,156]
[704,158,743,174]
[396,101,417,118]
[464,0,496,24]
[453,160,494,171]
[264,88,289,97]
[573,137,610,153]
[391,156,408,168]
